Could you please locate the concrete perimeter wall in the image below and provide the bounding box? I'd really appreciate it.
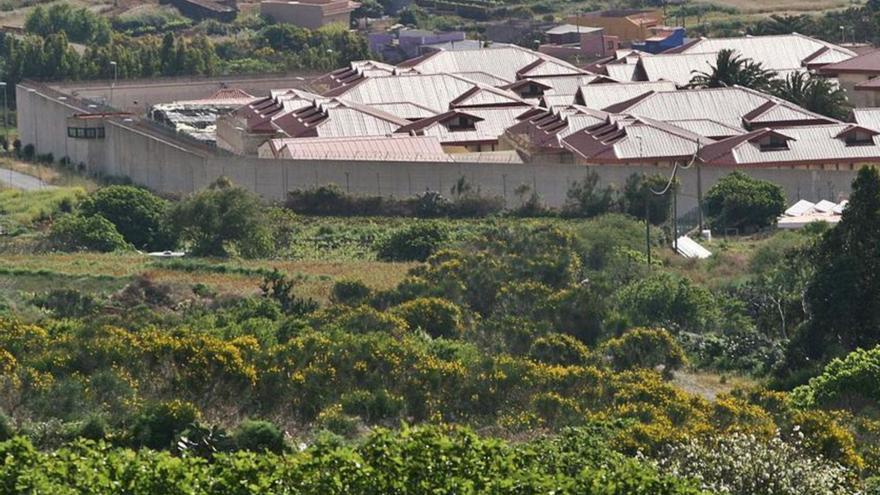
[18,83,859,216]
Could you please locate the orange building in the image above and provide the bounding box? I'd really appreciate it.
[565,9,663,43]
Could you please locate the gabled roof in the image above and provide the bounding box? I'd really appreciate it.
[505,105,609,152]
[325,73,483,113]
[561,115,711,162]
[852,107,880,130]
[397,45,583,83]
[271,98,410,138]
[397,106,530,145]
[818,49,880,75]
[263,135,451,161]
[448,85,530,108]
[699,123,880,167]
[674,34,855,71]
[601,86,836,130]
[576,81,677,110]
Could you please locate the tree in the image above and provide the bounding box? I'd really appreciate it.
[616,272,719,333]
[80,185,172,250]
[793,167,880,363]
[48,214,131,253]
[621,173,676,226]
[704,171,785,232]
[376,222,448,262]
[772,71,849,121]
[689,48,778,92]
[168,177,273,258]
[562,171,617,218]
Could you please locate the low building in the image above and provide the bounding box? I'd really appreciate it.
[565,9,663,43]
[368,29,466,63]
[163,0,237,22]
[258,134,452,161]
[260,0,360,29]
[631,26,685,54]
[150,88,256,145]
[818,50,880,107]
[539,25,619,62]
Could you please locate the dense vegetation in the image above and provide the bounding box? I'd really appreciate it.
[2,164,880,491]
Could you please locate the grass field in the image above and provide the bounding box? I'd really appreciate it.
[695,0,859,15]
[0,252,415,307]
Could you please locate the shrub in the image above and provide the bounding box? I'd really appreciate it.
[48,214,130,252]
[131,401,200,450]
[658,432,858,495]
[233,419,285,453]
[616,272,718,333]
[529,333,591,366]
[330,279,372,306]
[392,297,463,339]
[790,346,880,413]
[340,389,405,422]
[169,177,272,258]
[32,289,99,318]
[376,222,448,262]
[600,328,686,376]
[315,404,360,437]
[329,305,409,334]
[562,171,617,218]
[0,412,13,442]
[80,185,172,250]
[78,414,109,441]
[705,171,785,232]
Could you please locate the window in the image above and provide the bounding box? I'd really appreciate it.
[445,116,477,132]
[758,134,789,151]
[66,126,106,139]
[845,131,874,146]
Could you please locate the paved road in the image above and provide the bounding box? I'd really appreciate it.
[0,168,54,190]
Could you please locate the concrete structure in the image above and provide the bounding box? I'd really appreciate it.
[818,50,880,107]
[368,29,466,63]
[539,25,619,62]
[566,9,664,43]
[260,0,360,29]
[17,81,861,216]
[631,27,685,54]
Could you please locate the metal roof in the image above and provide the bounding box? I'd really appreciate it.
[638,52,718,86]
[577,81,677,111]
[852,107,880,130]
[666,119,744,138]
[262,135,452,161]
[535,74,609,95]
[607,87,830,130]
[451,71,511,86]
[561,115,710,162]
[329,73,485,112]
[399,106,528,144]
[677,34,855,72]
[366,102,438,120]
[546,24,602,35]
[819,49,880,74]
[700,124,880,166]
[402,45,583,83]
[604,63,639,82]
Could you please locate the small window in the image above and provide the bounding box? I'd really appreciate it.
[97,128,105,138]
[75,128,86,138]
[759,134,789,151]
[845,131,874,146]
[85,128,97,138]
[446,116,477,132]
[67,127,76,138]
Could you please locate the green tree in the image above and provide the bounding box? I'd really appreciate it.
[563,171,617,218]
[80,185,172,250]
[48,214,131,253]
[616,272,718,333]
[376,222,448,262]
[621,173,676,226]
[168,177,273,258]
[689,48,778,92]
[772,71,849,121]
[793,167,880,363]
[233,419,285,453]
[705,171,785,232]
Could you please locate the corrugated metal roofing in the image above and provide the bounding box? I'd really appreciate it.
[538,74,607,95]
[605,63,639,82]
[542,94,578,108]
[403,106,528,144]
[609,87,827,130]
[852,108,880,130]
[263,135,452,161]
[451,71,511,86]
[546,24,602,35]
[330,73,479,112]
[706,124,880,165]
[678,34,856,72]
[404,45,582,83]
[638,52,718,86]
[578,81,677,111]
[366,102,438,120]
[667,119,744,138]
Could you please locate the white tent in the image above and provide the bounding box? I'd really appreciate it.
[675,236,712,259]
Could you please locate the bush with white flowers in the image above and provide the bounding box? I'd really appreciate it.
[657,431,857,495]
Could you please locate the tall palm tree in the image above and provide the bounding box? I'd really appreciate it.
[772,71,850,121]
[689,49,778,92]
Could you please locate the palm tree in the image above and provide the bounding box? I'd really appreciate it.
[772,71,850,121]
[689,49,778,92]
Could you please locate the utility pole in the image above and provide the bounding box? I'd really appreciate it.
[0,82,7,153]
[672,180,678,252]
[696,161,704,234]
[645,191,651,265]
[109,61,117,109]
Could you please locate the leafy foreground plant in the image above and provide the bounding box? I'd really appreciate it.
[0,426,708,495]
